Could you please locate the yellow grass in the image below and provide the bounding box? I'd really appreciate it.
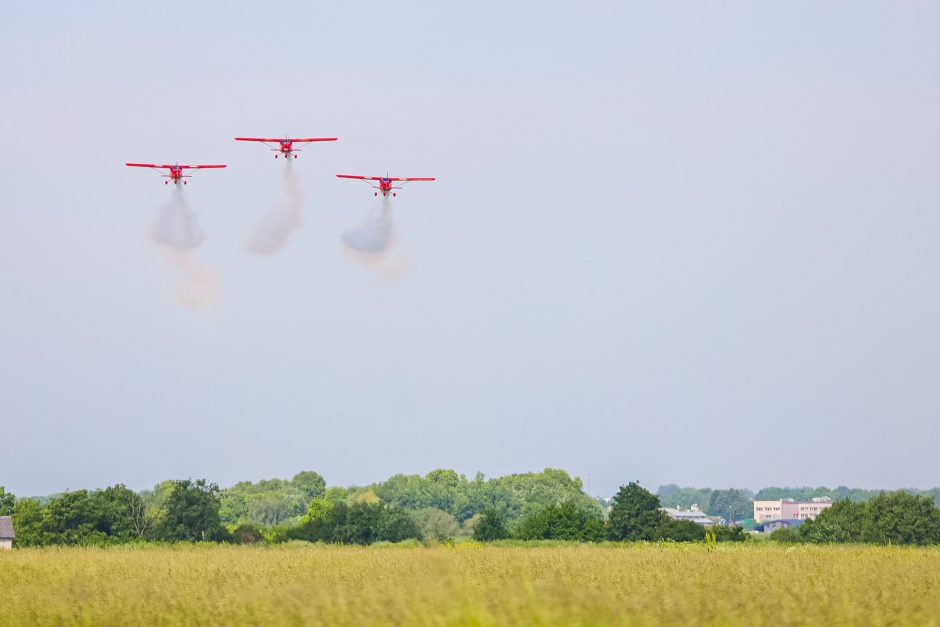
[2,542,939,626]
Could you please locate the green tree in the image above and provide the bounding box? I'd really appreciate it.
[413,508,460,541]
[94,484,146,540]
[799,500,865,543]
[11,498,45,546]
[0,487,15,516]
[473,508,509,541]
[514,501,606,542]
[862,491,940,545]
[333,502,383,545]
[707,488,753,523]
[291,471,327,501]
[42,490,107,545]
[157,479,226,542]
[287,498,337,542]
[376,507,421,542]
[248,494,294,527]
[657,485,714,511]
[607,482,666,541]
[658,518,706,542]
[231,524,265,544]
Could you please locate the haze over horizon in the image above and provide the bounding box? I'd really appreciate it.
[2,1,939,497]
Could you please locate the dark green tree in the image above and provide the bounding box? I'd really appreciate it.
[333,502,384,545]
[291,471,327,501]
[376,507,421,542]
[287,498,339,542]
[11,498,45,546]
[0,487,15,516]
[42,490,106,545]
[607,482,666,541]
[799,500,865,543]
[232,524,265,544]
[862,491,940,545]
[658,518,706,542]
[707,488,753,523]
[157,479,226,542]
[515,501,606,542]
[473,508,509,541]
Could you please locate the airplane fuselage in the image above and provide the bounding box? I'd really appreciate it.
[376,178,396,197]
[276,139,296,158]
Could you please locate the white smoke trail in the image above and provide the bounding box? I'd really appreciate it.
[150,185,205,252]
[150,186,222,313]
[341,195,410,278]
[245,159,303,255]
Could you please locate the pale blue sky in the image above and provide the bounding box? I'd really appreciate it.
[1,1,939,496]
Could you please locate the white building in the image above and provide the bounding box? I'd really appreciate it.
[660,504,719,526]
[753,497,832,523]
[0,516,14,550]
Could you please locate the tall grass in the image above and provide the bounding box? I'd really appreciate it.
[2,543,938,625]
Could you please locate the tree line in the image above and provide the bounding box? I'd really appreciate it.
[769,492,940,546]
[657,484,940,522]
[2,471,939,547]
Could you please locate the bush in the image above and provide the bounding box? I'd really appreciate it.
[473,508,509,541]
[658,519,705,542]
[232,524,265,544]
[414,508,460,542]
[714,526,748,542]
[514,501,606,542]
[769,527,801,543]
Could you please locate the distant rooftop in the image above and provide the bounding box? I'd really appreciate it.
[0,516,14,539]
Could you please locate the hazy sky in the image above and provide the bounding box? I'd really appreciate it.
[2,1,938,496]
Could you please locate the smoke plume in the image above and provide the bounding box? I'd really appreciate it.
[150,186,222,313]
[150,185,205,252]
[341,195,410,278]
[245,159,303,255]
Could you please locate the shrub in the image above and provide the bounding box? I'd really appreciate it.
[473,508,509,541]
[769,527,800,543]
[232,524,265,544]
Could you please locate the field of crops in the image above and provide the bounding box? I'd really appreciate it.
[2,542,939,625]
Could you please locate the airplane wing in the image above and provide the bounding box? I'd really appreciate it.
[235,137,337,142]
[184,164,227,169]
[126,162,171,168]
[336,174,380,180]
[403,177,435,181]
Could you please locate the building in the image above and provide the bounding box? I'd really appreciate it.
[754,519,805,533]
[0,516,14,550]
[753,497,832,523]
[660,504,719,527]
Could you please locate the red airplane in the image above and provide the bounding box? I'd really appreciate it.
[234,135,337,158]
[336,174,435,197]
[125,162,227,185]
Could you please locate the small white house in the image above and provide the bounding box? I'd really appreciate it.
[0,516,14,550]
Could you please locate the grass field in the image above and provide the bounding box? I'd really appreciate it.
[2,542,939,625]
